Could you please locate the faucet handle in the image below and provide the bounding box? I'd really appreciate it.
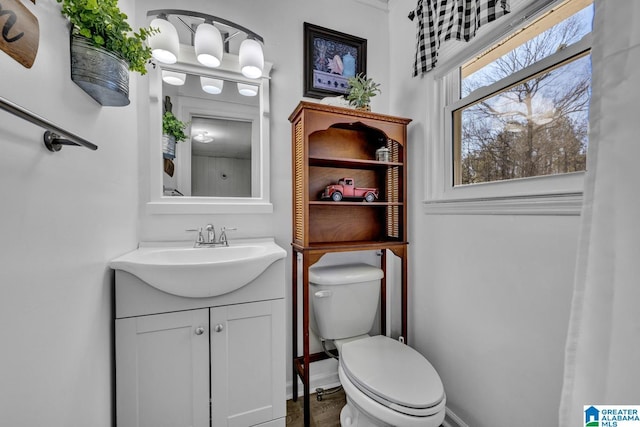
[219,227,237,245]
[220,226,237,236]
[186,227,205,243]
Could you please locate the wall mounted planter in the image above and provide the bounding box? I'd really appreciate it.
[162,134,176,159]
[70,34,130,107]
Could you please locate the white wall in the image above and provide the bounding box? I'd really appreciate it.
[0,1,138,426]
[388,0,581,425]
[191,156,251,197]
[414,216,579,426]
[135,0,392,393]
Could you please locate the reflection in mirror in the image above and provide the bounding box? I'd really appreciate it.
[162,72,259,198]
[191,117,252,197]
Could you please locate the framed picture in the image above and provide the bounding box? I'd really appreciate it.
[303,23,367,99]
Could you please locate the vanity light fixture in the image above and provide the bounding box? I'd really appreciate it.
[162,70,186,86]
[201,77,224,94]
[237,82,258,97]
[148,14,180,64]
[147,9,265,79]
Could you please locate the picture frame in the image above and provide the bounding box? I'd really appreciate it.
[303,23,367,99]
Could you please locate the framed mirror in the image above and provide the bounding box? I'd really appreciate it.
[146,46,273,214]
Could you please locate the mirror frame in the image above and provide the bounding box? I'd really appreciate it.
[146,44,273,214]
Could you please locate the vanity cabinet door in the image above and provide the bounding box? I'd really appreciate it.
[116,309,210,427]
[210,299,286,427]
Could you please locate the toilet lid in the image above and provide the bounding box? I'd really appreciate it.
[340,336,445,413]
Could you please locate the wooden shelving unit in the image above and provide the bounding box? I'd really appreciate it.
[289,101,412,427]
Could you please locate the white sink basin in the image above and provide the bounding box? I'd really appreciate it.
[110,239,287,298]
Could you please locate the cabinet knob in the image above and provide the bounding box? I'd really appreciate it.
[214,324,224,333]
[195,326,205,335]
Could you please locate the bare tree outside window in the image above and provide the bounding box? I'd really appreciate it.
[455,4,593,185]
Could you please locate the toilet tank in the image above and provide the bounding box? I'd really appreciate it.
[309,263,383,340]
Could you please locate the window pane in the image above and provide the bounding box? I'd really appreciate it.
[462,3,593,98]
[456,54,591,185]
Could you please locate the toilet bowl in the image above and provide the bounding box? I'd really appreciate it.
[309,263,446,427]
[336,335,446,427]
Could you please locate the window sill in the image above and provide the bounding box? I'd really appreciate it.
[423,192,583,216]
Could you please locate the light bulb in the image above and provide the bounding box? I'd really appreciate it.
[239,39,264,79]
[162,70,186,86]
[195,22,223,68]
[149,17,179,64]
[200,77,224,94]
[237,82,258,96]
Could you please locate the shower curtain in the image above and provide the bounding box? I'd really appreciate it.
[559,1,640,425]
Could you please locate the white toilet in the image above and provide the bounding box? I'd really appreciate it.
[309,263,446,427]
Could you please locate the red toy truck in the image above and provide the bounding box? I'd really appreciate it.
[321,178,379,202]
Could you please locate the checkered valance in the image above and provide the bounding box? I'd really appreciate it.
[412,0,511,76]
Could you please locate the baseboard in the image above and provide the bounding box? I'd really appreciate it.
[442,407,470,427]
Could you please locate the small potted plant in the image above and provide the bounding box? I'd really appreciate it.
[345,73,381,111]
[56,0,157,106]
[162,111,188,160]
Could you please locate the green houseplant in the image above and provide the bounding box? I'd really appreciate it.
[57,0,157,105]
[162,111,188,142]
[162,111,188,160]
[57,0,155,74]
[345,73,381,111]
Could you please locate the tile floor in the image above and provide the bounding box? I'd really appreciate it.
[286,388,445,427]
[286,388,346,427]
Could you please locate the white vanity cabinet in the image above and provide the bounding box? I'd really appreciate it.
[114,258,286,427]
[116,308,211,427]
[210,301,285,427]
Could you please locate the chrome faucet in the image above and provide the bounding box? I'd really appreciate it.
[187,225,236,247]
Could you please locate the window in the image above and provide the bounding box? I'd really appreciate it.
[451,0,593,187]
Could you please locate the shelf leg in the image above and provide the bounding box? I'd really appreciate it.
[381,249,387,336]
[302,254,311,427]
[401,247,408,343]
[292,250,299,401]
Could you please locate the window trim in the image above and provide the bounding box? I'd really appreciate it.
[424,6,592,216]
[451,35,591,115]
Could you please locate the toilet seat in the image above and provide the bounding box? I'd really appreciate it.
[339,335,445,417]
